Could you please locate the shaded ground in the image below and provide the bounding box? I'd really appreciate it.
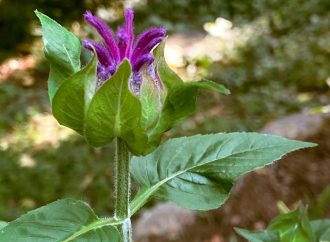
[137,119,330,242]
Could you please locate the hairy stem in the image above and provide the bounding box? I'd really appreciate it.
[115,138,132,242]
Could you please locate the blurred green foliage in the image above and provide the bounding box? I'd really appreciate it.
[134,0,329,131]
[0,137,115,221]
[0,83,116,221]
[0,0,122,53]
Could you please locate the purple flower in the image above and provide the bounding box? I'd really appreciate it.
[83,9,166,94]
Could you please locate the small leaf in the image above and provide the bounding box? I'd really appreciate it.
[189,79,230,95]
[310,219,330,241]
[0,199,120,242]
[0,221,7,230]
[35,11,81,100]
[234,228,280,242]
[309,185,330,220]
[130,133,315,212]
[52,52,97,135]
[269,205,314,242]
[148,41,230,146]
[84,60,148,154]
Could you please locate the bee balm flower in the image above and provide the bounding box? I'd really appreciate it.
[83,9,166,95]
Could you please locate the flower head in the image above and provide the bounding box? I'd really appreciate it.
[83,9,166,94]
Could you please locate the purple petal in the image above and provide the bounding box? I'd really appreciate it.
[117,27,127,60]
[132,37,164,64]
[97,64,116,82]
[124,8,134,57]
[130,71,142,95]
[83,39,112,67]
[132,54,154,72]
[131,27,166,61]
[147,64,163,91]
[84,11,120,63]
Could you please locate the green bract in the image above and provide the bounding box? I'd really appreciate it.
[35,11,230,155]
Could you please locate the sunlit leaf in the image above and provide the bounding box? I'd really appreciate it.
[35,11,81,101]
[269,205,314,242]
[131,133,315,212]
[84,60,148,154]
[0,221,7,230]
[320,227,330,241]
[235,228,280,242]
[148,42,230,146]
[310,219,330,241]
[0,199,120,242]
[52,52,97,135]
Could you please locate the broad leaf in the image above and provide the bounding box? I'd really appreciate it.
[320,227,330,241]
[269,205,314,242]
[235,228,280,242]
[35,11,81,100]
[131,133,315,212]
[311,219,330,241]
[84,60,148,154]
[0,221,7,230]
[52,52,97,135]
[0,199,120,242]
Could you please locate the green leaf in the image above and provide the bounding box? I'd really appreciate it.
[310,219,330,241]
[0,221,7,230]
[52,52,97,135]
[309,185,330,220]
[234,228,280,242]
[269,205,314,242]
[153,40,184,89]
[140,68,163,134]
[0,199,120,242]
[35,11,81,100]
[130,132,315,212]
[84,60,148,154]
[148,41,230,146]
[320,227,330,242]
[188,79,230,95]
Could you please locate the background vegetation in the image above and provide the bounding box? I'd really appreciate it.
[0,0,329,239]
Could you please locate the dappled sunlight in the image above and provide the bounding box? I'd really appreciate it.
[0,112,74,150]
[0,55,37,85]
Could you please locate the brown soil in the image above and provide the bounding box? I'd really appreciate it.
[146,120,330,242]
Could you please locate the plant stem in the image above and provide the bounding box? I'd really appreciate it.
[114,138,132,242]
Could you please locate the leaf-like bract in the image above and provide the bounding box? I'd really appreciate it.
[148,42,230,146]
[52,52,97,135]
[35,10,81,101]
[84,60,148,154]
